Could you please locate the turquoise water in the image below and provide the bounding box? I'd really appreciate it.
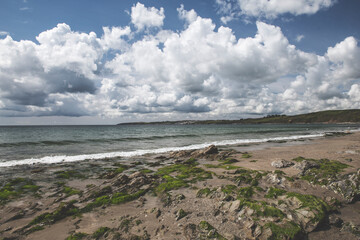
[0,124,359,167]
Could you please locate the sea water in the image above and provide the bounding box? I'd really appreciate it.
[0,124,359,167]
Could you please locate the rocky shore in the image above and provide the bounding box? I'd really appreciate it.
[1,132,360,239]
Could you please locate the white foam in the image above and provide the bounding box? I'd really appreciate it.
[0,133,328,168]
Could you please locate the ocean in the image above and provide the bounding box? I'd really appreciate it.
[0,124,359,167]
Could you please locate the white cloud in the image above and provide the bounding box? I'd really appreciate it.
[131,3,165,31]
[101,26,131,51]
[0,31,9,36]
[296,34,305,42]
[216,0,336,21]
[0,6,359,120]
[177,4,198,24]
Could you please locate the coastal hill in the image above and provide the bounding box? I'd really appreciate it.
[118,109,360,125]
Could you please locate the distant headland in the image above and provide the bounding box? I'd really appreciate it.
[118,109,360,125]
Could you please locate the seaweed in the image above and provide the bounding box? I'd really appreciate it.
[0,178,40,204]
[219,158,239,164]
[238,198,285,219]
[92,227,110,239]
[265,221,303,240]
[198,221,227,240]
[120,218,133,233]
[196,188,214,198]
[221,185,237,195]
[176,209,188,220]
[237,186,255,198]
[83,189,147,212]
[204,164,240,170]
[55,170,84,179]
[62,186,82,197]
[154,159,212,193]
[242,153,252,159]
[232,169,266,186]
[29,200,80,227]
[265,187,287,199]
[65,232,88,240]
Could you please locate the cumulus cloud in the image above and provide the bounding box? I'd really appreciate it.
[216,0,336,21]
[130,3,165,31]
[0,4,359,120]
[177,4,198,24]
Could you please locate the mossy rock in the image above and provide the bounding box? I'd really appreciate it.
[265,221,303,240]
[286,192,333,224]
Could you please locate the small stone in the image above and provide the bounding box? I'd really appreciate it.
[329,215,343,228]
[253,225,262,237]
[175,194,186,201]
[228,200,241,213]
[207,229,217,238]
[222,195,235,202]
[175,209,188,221]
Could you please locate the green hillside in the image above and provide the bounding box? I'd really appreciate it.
[237,109,360,124]
[118,109,360,125]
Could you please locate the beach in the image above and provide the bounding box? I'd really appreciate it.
[1,131,360,239]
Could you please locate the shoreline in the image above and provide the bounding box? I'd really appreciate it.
[1,132,360,239]
[1,128,358,168]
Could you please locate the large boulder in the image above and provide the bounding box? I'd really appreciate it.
[271,160,295,168]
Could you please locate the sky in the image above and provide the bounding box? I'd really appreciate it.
[0,0,360,125]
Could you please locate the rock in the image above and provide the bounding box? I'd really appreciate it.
[294,208,317,232]
[341,222,360,237]
[169,150,193,158]
[112,174,130,186]
[150,208,161,218]
[175,194,186,201]
[183,224,200,240]
[207,229,217,238]
[190,145,219,158]
[271,159,294,168]
[293,160,319,175]
[100,171,118,179]
[213,209,221,217]
[261,228,273,240]
[265,173,286,185]
[228,200,241,213]
[202,145,219,155]
[328,215,343,227]
[175,209,188,221]
[222,195,235,201]
[253,225,262,238]
[328,170,360,203]
[129,171,144,179]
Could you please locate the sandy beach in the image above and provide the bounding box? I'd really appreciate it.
[1,132,360,239]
